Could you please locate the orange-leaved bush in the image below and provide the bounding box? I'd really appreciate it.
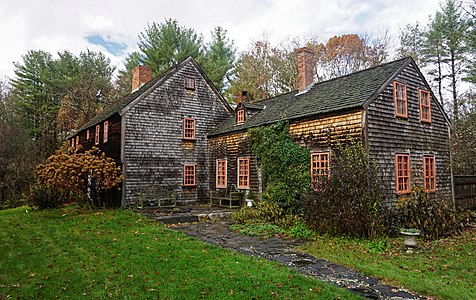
[35,144,123,209]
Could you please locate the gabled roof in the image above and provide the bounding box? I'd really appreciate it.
[76,57,232,134]
[209,57,412,137]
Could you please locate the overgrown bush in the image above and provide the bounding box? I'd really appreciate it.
[35,144,123,209]
[392,185,470,240]
[26,183,67,210]
[304,141,384,238]
[232,201,300,228]
[249,122,310,213]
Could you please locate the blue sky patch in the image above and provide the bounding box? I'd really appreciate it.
[86,34,127,56]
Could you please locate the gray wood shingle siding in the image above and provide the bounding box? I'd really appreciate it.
[366,62,452,204]
[122,61,230,206]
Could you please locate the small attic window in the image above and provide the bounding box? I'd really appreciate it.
[185,77,196,90]
[237,109,245,124]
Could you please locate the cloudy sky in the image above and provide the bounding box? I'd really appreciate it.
[0,0,443,79]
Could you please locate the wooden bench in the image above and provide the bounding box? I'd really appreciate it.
[209,186,244,208]
[136,189,177,208]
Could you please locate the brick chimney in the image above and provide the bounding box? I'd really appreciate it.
[297,47,315,92]
[131,65,152,92]
[236,90,249,104]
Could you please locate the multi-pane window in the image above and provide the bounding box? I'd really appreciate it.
[238,157,250,189]
[216,159,227,188]
[75,136,79,148]
[95,125,100,145]
[394,81,408,118]
[70,138,75,148]
[424,156,436,192]
[103,121,108,143]
[183,164,196,186]
[183,118,196,140]
[419,89,431,123]
[396,154,410,194]
[86,130,90,141]
[311,152,330,189]
[185,77,196,90]
[237,109,245,124]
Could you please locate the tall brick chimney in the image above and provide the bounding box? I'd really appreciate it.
[236,90,249,104]
[297,47,315,92]
[131,65,152,92]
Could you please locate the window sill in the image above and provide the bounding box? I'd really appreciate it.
[395,191,411,195]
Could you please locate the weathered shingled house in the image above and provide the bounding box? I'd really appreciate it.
[208,49,452,205]
[70,57,232,206]
[71,49,452,207]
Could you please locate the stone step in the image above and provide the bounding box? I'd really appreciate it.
[154,211,234,224]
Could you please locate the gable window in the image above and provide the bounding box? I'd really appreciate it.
[311,152,330,189]
[237,109,245,124]
[183,164,196,186]
[394,81,408,118]
[103,121,109,143]
[396,154,410,194]
[183,118,196,140]
[237,157,250,189]
[86,130,90,141]
[75,136,79,148]
[216,159,227,188]
[424,156,436,192]
[185,77,196,90]
[419,89,431,123]
[95,125,100,145]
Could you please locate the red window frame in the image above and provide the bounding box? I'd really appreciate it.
[70,138,75,148]
[183,118,196,140]
[311,152,330,189]
[183,164,196,186]
[95,125,100,145]
[424,156,436,192]
[103,121,108,143]
[394,81,408,118]
[185,77,196,90]
[419,89,431,123]
[237,157,250,189]
[396,154,410,194]
[75,136,79,148]
[216,159,227,188]
[237,109,245,124]
[86,129,90,140]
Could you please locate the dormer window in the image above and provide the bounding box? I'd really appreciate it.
[185,77,196,90]
[237,109,245,124]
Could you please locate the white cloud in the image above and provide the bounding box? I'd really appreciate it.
[0,0,442,79]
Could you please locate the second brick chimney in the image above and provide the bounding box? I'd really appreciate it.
[131,65,152,92]
[297,47,315,92]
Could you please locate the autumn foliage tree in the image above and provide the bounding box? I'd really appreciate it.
[35,145,123,209]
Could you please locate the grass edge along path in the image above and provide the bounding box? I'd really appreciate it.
[0,206,361,299]
[299,230,476,300]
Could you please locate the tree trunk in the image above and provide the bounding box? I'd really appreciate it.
[450,49,458,122]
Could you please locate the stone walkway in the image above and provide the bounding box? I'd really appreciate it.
[141,207,426,300]
[169,221,427,300]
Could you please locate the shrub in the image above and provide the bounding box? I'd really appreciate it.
[232,201,300,228]
[249,122,310,213]
[26,183,67,209]
[35,144,123,209]
[303,141,384,238]
[392,185,470,240]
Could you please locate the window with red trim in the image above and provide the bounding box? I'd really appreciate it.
[237,109,245,124]
[394,81,408,118]
[183,164,196,186]
[75,136,79,148]
[396,154,410,194]
[311,152,330,189]
[424,156,436,192]
[185,77,196,90]
[238,157,250,188]
[70,138,75,148]
[95,125,100,145]
[103,121,108,143]
[183,118,196,140]
[86,130,90,140]
[216,159,227,188]
[419,89,431,122]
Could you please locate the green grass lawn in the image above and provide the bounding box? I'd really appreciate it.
[0,206,359,299]
[299,230,476,300]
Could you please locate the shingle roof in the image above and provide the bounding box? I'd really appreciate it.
[76,57,232,134]
[209,57,411,137]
